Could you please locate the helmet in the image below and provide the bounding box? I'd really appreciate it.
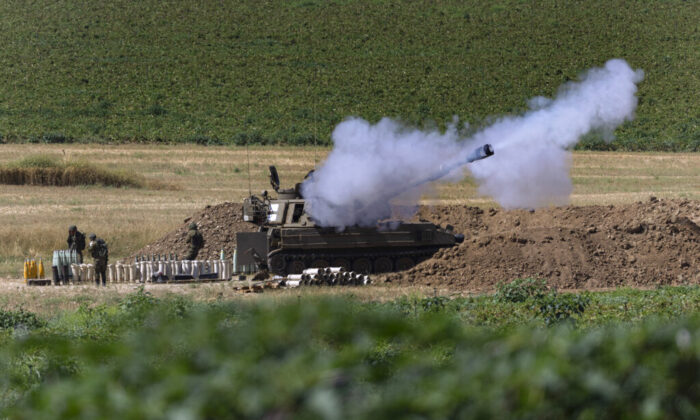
[189,222,197,230]
[89,233,96,240]
[69,225,77,232]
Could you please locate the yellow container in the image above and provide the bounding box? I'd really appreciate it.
[23,258,46,281]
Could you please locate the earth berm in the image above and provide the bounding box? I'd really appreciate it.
[134,198,700,291]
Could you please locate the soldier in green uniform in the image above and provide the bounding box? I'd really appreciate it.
[88,233,109,286]
[185,222,204,260]
[67,225,86,263]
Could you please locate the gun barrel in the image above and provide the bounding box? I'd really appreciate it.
[464,143,494,164]
[305,143,495,226]
[409,143,495,187]
[375,143,495,203]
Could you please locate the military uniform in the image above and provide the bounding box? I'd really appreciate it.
[185,222,204,260]
[67,226,86,263]
[88,235,109,286]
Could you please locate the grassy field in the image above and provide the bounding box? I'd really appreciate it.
[0,144,698,279]
[0,0,697,150]
[0,276,698,324]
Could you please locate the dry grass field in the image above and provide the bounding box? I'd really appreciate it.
[0,278,459,315]
[1,144,698,280]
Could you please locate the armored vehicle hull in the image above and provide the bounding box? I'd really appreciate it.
[237,221,460,275]
[236,143,493,275]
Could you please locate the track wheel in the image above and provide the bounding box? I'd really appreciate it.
[287,259,306,275]
[310,259,329,268]
[269,254,286,274]
[373,257,393,273]
[331,258,351,271]
[395,257,415,271]
[352,258,372,274]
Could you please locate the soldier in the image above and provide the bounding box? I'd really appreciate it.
[67,225,86,263]
[185,222,204,260]
[88,233,109,286]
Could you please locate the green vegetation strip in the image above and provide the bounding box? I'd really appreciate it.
[0,154,164,188]
[0,0,697,150]
[1,284,699,418]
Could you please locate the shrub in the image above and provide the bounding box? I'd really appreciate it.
[0,155,156,188]
[391,295,453,316]
[70,303,114,340]
[232,132,258,145]
[536,292,591,326]
[9,155,62,169]
[2,299,699,419]
[163,295,194,319]
[0,308,45,331]
[118,285,157,318]
[576,137,618,151]
[420,296,449,313]
[184,135,225,146]
[496,278,549,303]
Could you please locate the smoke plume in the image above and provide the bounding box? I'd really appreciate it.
[301,59,644,228]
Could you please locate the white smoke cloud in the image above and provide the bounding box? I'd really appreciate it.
[302,59,644,228]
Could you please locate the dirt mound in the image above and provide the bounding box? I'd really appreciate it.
[386,198,700,290]
[130,202,256,261]
[135,198,700,291]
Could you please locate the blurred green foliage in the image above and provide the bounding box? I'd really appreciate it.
[0,0,697,150]
[0,286,699,418]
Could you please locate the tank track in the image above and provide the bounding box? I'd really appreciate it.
[268,247,442,275]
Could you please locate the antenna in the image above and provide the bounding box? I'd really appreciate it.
[246,142,252,195]
[313,66,318,166]
[311,16,319,168]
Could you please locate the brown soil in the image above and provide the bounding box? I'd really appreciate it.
[388,197,700,290]
[130,202,256,261]
[135,198,700,290]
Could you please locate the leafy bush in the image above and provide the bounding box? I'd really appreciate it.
[390,295,454,316]
[40,133,71,144]
[493,279,594,326]
[536,292,591,326]
[66,303,115,340]
[496,277,550,303]
[0,308,45,331]
[118,286,157,318]
[420,296,449,313]
[232,132,266,146]
[1,298,698,419]
[184,135,226,146]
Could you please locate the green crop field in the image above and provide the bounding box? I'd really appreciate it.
[0,0,697,150]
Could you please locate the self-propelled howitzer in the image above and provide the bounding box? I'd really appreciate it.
[236,144,494,275]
